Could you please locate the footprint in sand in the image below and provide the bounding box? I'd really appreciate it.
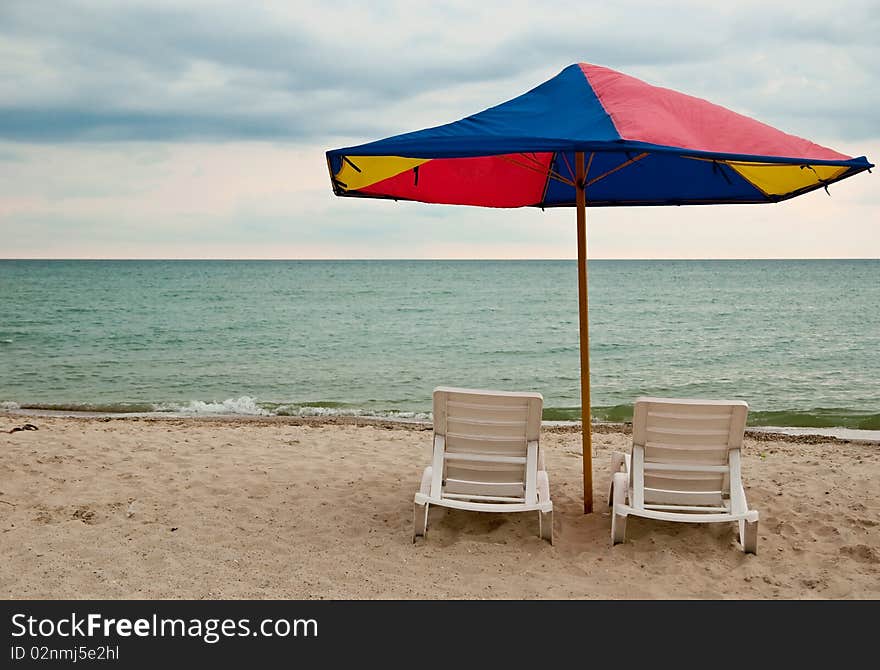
[840,544,879,564]
[72,506,96,524]
[814,524,841,538]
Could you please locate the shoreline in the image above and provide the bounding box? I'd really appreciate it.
[4,409,879,445]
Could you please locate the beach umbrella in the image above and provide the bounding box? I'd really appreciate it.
[325,62,873,513]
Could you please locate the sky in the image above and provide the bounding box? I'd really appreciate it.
[0,0,877,259]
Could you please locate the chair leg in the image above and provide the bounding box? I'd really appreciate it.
[740,518,758,554]
[611,472,628,545]
[611,510,627,546]
[413,502,428,542]
[539,509,553,544]
[609,451,625,506]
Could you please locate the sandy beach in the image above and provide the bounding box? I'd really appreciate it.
[0,413,877,599]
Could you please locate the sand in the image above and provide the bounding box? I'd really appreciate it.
[1,413,878,599]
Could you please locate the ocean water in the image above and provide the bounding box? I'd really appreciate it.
[0,259,878,431]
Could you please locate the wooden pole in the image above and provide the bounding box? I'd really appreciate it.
[576,151,593,514]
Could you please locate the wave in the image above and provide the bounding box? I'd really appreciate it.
[0,396,431,421]
[2,397,878,430]
[155,397,430,420]
[154,396,270,416]
[272,405,429,420]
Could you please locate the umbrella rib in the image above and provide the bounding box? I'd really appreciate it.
[585,152,595,184]
[539,152,556,207]
[519,151,565,178]
[585,152,649,187]
[497,154,576,186]
[547,171,576,186]
[560,152,575,182]
[519,152,546,168]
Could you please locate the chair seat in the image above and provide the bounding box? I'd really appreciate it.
[614,502,758,524]
[416,465,553,513]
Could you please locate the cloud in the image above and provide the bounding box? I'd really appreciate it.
[0,1,877,144]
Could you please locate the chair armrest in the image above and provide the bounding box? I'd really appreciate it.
[429,434,445,498]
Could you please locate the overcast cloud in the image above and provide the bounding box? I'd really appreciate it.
[0,1,877,258]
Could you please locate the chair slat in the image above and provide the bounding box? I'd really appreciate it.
[442,493,526,503]
[448,417,528,428]
[644,504,730,513]
[444,452,526,464]
[447,400,530,412]
[647,411,732,421]
[644,487,723,496]
[645,441,729,450]
[648,426,730,437]
[447,431,528,443]
[644,463,729,473]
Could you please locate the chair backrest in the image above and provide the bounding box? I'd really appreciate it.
[433,387,543,501]
[632,397,749,508]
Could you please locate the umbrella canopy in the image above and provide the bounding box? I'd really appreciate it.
[327,63,871,206]
[325,62,873,512]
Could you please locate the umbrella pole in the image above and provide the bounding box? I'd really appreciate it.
[576,151,593,514]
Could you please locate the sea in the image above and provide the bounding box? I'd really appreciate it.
[1,259,878,437]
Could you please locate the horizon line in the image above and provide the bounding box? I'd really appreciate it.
[2,257,879,262]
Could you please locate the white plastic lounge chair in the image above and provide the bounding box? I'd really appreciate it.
[413,387,553,544]
[609,396,759,553]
